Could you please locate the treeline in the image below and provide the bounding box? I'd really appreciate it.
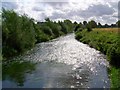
[74,20,120,32]
[2,9,75,59]
[2,9,120,59]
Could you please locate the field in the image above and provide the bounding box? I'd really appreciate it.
[75,28,120,88]
[94,28,119,33]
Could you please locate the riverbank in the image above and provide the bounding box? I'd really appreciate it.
[2,9,75,59]
[3,33,110,88]
[75,28,120,88]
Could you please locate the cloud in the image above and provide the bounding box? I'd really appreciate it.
[79,4,115,18]
[1,0,119,24]
[2,2,18,10]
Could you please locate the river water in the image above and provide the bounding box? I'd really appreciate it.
[2,33,110,88]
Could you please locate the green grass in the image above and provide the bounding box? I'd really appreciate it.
[108,67,120,88]
[75,28,120,88]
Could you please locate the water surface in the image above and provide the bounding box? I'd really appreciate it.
[3,33,110,88]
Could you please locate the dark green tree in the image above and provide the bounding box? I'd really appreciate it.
[88,20,97,28]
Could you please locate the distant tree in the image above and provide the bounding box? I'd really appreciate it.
[116,20,120,27]
[59,21,68,34]
[64,19,74,33]
[88,20,97,28]
[83,21,87,26]
[74,21,78,25]
[74,22,83,32]
[79,22,83,28]
[45,18,50,22]
[98,22,102,28]
[64,19,72,24]
[41,25,53,36]
[111,24,117,28]
[104,24,110,28]
[86,24,92,32]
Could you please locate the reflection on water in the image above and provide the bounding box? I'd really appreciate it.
[2,33,110,88]
[2,60,36,87]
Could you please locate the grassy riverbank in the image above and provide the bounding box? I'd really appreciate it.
[75,28,120,88]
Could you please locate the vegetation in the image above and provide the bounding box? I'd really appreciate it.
[2,59,36,86]
[75,28,120,66]
[2,8,120,88]
[2,9,36,58]
[2,9,75,59]
[108,67,120,88]
[75,27,120,88]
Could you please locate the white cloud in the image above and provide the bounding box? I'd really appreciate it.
[1,0,119,24]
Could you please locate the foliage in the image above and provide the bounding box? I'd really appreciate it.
[2,9,36,58]
[88,20,97,28]
[2,9,75,58]
[75,28,120,67]
[86,24,92,32]
[75,28,120,88]
[108,67,120,88]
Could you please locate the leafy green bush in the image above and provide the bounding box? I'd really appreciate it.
[86,25,92,32]
[107,44,120,67]
[2,9,36,58]
[36,34,50,42]
[41,25,53,36]
[2,10,75,58]
[75,32,83,40]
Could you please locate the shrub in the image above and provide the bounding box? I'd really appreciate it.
[41,25,53,36]
[75,32,82,40]
[107,44,120,67]
[2,9,36,58]
[87,26,92,32]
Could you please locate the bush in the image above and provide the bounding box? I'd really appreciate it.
[87,26,92,32]
[41,25,53,36]
[36,34,50,42]
[2,9,36,58]
[75,32,82,40]
[107,44,120,67]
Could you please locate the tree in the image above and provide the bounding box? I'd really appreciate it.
[45,18,50,22]
[83,21,87,26]
[98,22,102,28]
[104,24,109,28]
[88,20,97,28]
[59,21,68,34]
[74,21,78,25]
[2,9,36,57]
[111,24,116,28]
[116,20,120,28]
[64,19,74,33]
[74,22,83,32]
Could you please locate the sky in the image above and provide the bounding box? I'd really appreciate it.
[1,0,120,25]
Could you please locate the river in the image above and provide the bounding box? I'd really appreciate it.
[2,33,110,88]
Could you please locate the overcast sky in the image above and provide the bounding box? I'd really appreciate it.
[2,0,120,24]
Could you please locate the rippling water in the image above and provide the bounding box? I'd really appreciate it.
[3,33,110,88]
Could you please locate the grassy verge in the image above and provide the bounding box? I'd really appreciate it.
[75,28,120,88]
[108,67,120,88]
